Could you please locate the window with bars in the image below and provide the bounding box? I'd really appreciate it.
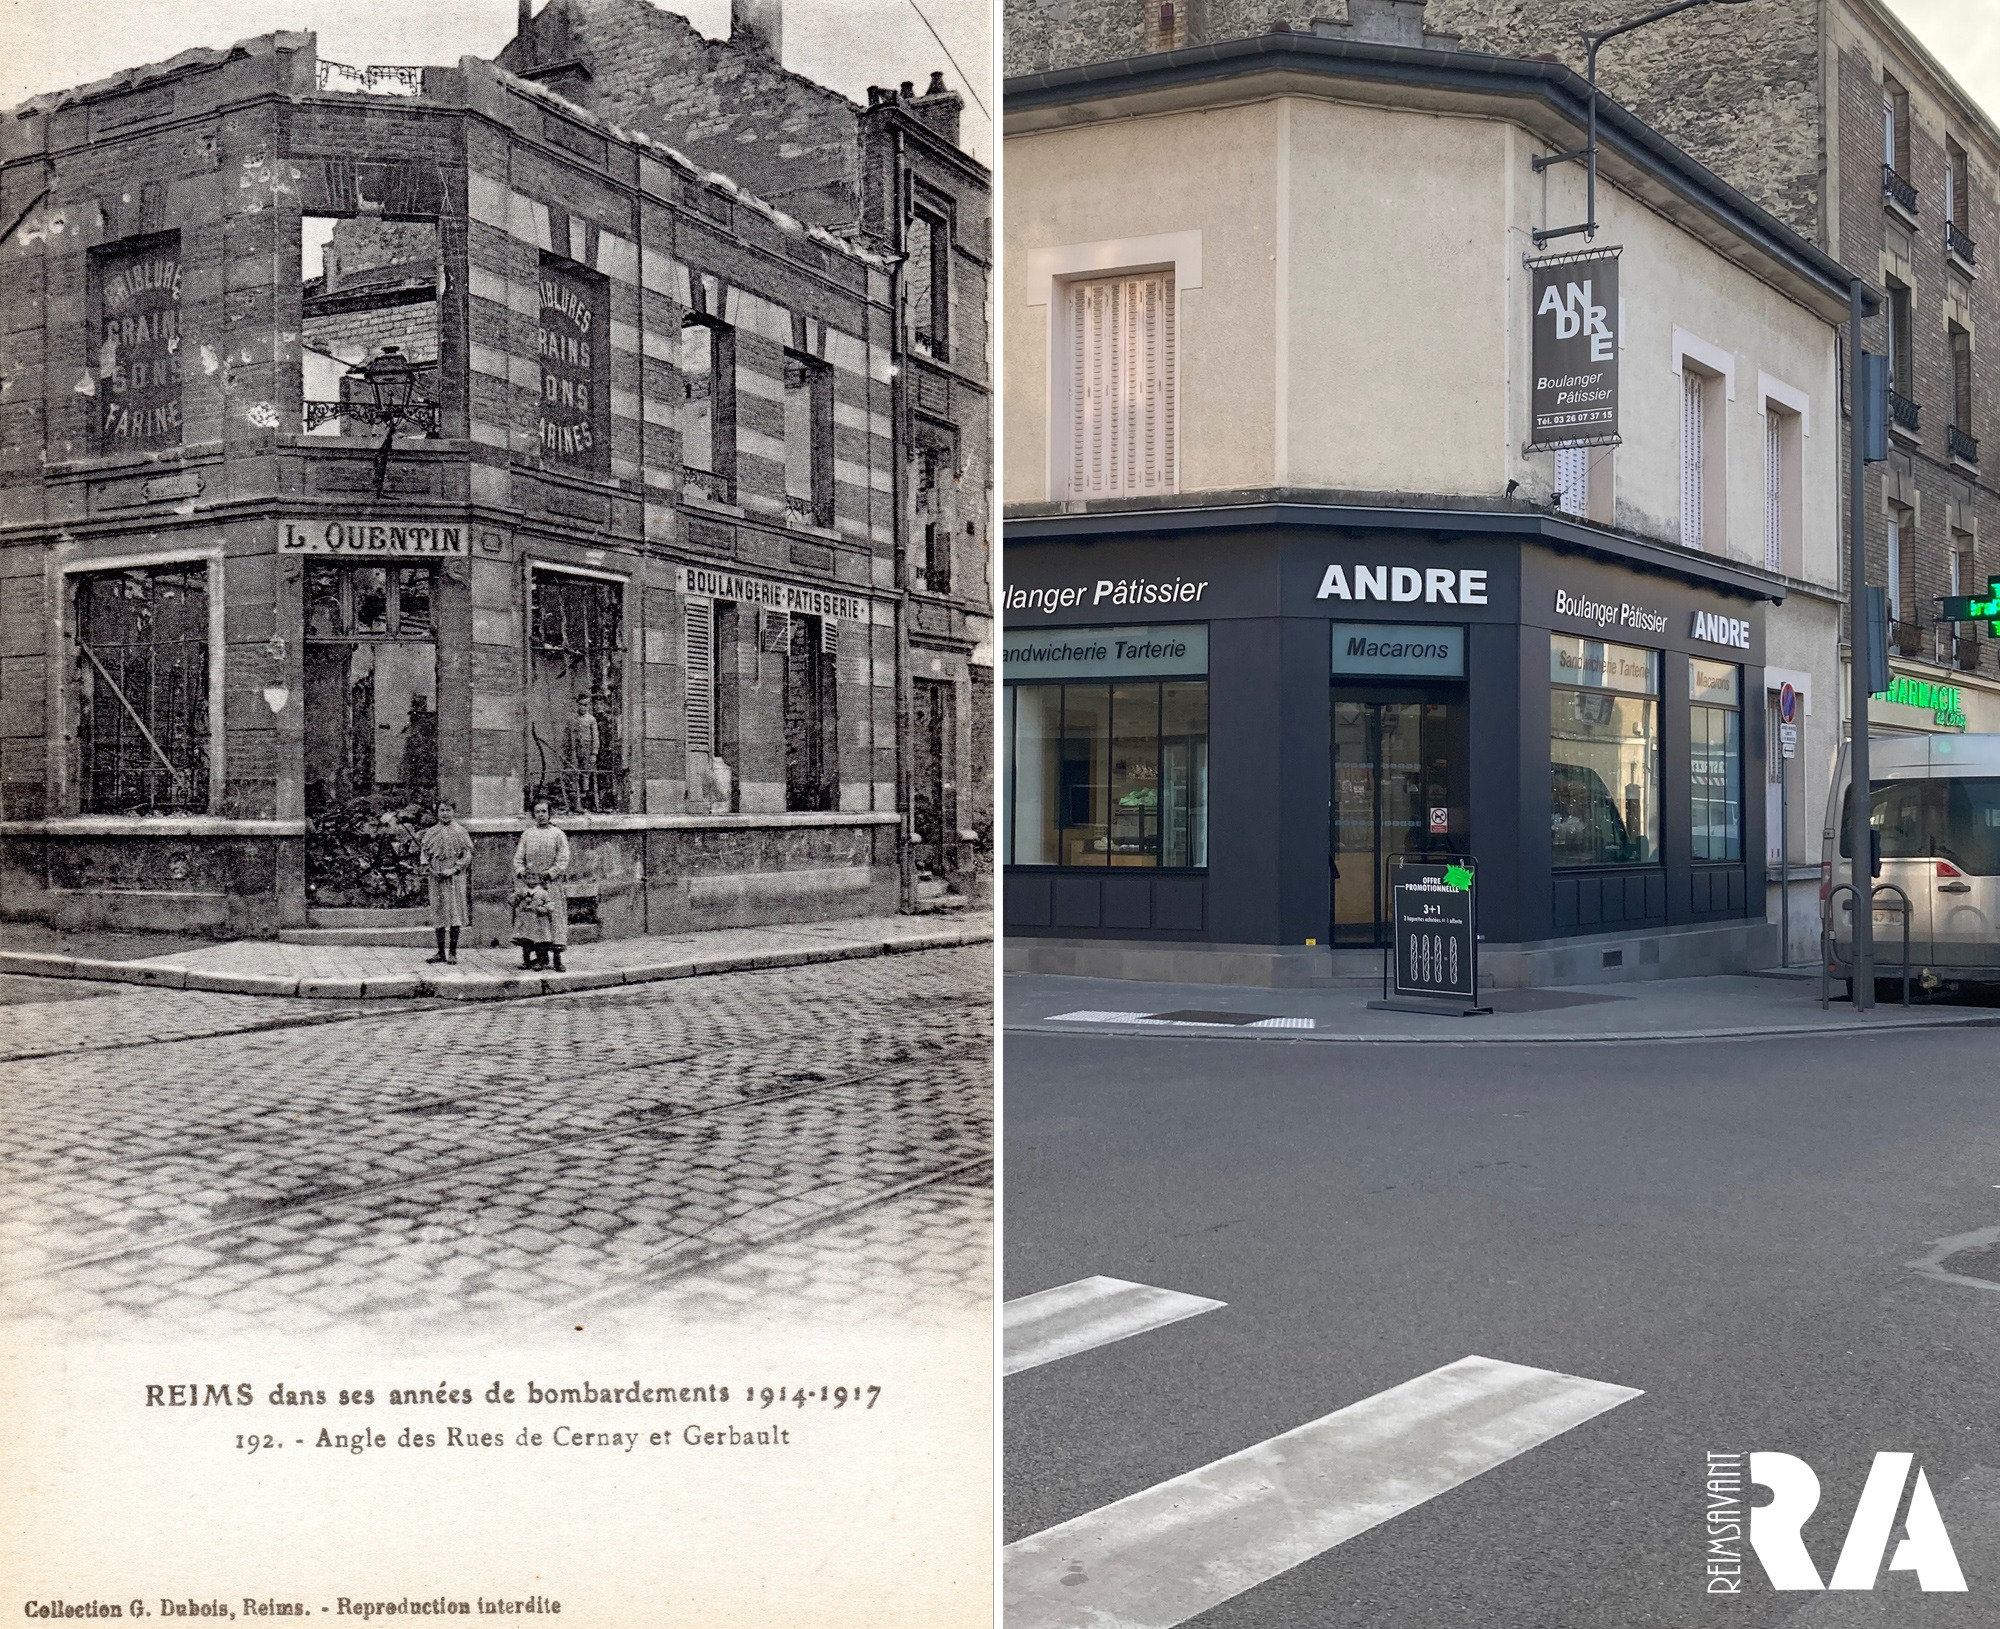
[1680,369,1707,551]
[526,570,626,812]
[74,564,209,814]
[1065,271,1176,501]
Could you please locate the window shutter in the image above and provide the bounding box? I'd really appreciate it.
[1764,412,1783,572]
[1067,272,1175,500]
[685,596,714,754]
[1681,372,1705,551]
[1071,278,1114,499]
[821,617,838,657]
[1130,271,1176,496]
[1886,520,1902,623]
[1555,445,1589,517]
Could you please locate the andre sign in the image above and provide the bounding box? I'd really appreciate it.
[1531,251,1621,446]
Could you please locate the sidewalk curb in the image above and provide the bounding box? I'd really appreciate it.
[0,922,990,1002]
[1005,1011,2000,1045]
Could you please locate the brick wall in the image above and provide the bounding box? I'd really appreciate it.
[497,0,864,233]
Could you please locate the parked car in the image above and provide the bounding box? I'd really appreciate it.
[1821,733,2000,994]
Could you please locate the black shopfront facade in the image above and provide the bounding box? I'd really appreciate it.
[1002,506,1780,979]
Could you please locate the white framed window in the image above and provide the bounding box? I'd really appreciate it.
[1062,270,1177,501]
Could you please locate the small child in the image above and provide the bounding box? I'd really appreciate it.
[509,882,557,968]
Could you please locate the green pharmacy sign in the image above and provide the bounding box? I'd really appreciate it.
[1938,576,2000,636]
[1871,673,1968,731]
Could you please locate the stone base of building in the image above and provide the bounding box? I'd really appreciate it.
[1005,919,1780,989]
[1,813,905,943]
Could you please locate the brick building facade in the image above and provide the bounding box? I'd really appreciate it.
[501,0,995,884]
[0,26,971,941]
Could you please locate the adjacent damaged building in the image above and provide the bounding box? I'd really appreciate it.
[0,7,991,942]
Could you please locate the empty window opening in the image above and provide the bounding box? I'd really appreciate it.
[301,216,441,438]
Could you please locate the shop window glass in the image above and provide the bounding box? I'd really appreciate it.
[1007,680,1208,868]
[74,564,209,814]
[1549,635,1661,867]
[300,216,440,438]
[1161,682,1209,868]
[1009,684,1062,865]
[526,570,626,812]
[1689,659,1743,862]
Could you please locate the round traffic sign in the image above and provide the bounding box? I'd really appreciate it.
[1779,682,1797,724]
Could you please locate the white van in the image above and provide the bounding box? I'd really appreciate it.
[1821,733,2000,994]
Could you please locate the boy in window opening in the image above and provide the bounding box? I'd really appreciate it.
[563,692,601,811]
[417,798,473,964]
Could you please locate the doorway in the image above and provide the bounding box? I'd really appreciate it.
[1330,688,1468,945]
[912,676,957,877]
[303,562,440,908]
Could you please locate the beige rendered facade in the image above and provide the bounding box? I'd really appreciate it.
[1004,25,1871,981]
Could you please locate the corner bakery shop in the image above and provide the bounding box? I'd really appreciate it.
[1001,507,1782,985]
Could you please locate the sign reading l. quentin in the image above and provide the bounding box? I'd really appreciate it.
[679,564,867,623]
[1530,249,1620,447]
[281,519,467,556]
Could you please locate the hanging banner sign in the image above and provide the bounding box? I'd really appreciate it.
[1530,250,1620,447]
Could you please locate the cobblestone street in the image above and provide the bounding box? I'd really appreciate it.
[0,946,992,1341]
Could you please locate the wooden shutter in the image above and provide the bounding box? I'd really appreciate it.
[1067,272,1175,500]
[1681,372,1705,551]
[1764,411,1783,572]
[685,596,715,754]
[1886,519,1902,623]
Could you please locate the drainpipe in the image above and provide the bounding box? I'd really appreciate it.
[889,118,916,913]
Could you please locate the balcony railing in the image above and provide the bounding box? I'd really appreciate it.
[785,492,831,528]
[1888,388,1921,434]
[1883,163,1920,216]
[680,465,735,506]
[303,399,440,435]
[1947,219,1978,265]
[1891,619,1925,658]
[1956,632,1984,672]
[1949,423,1979,464]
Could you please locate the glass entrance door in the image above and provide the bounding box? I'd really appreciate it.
[1331,690,1468,946]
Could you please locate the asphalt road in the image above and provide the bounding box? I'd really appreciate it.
[1004,1021,2000,1628]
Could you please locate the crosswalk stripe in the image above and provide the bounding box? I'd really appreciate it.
[1005,1353,1643,1629]
[1043,1010,1314,1029]
[1004,1276,1227,1376]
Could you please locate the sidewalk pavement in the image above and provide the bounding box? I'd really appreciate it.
[0,911,991,1001]
[1006,966,2000,1044]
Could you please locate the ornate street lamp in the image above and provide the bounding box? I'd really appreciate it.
[304,344,441,493]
